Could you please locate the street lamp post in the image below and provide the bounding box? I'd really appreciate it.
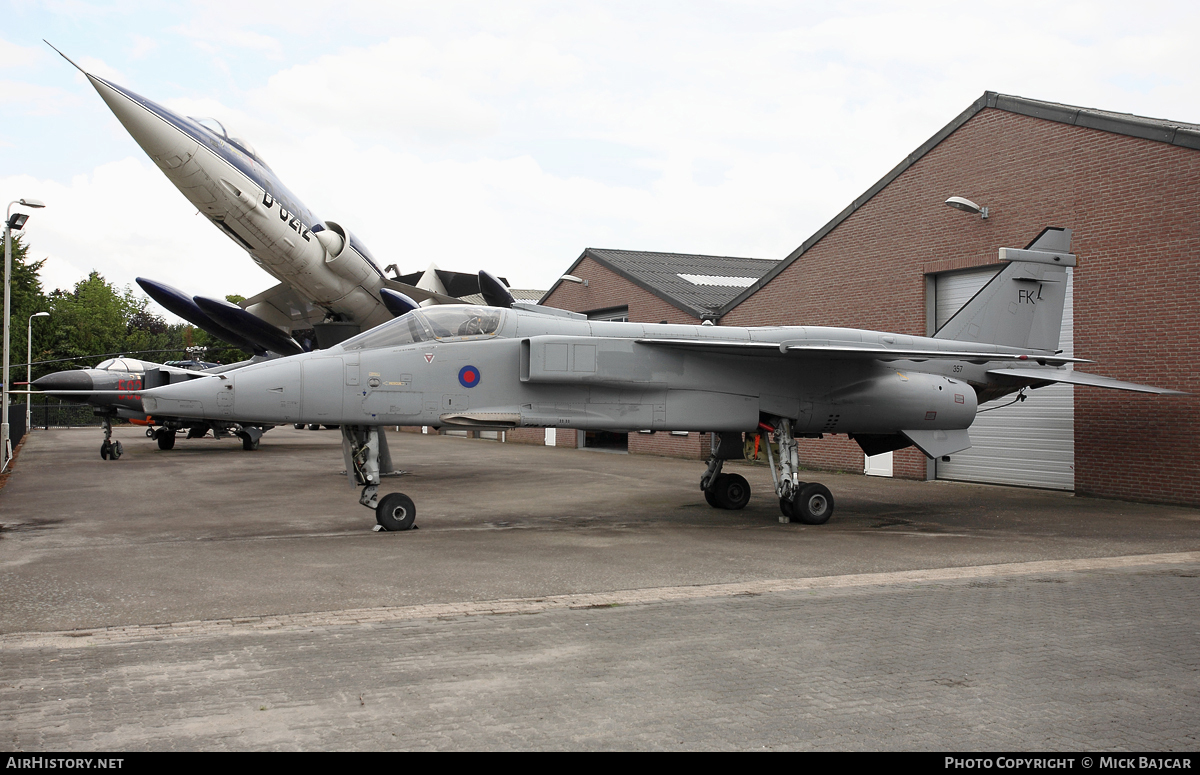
[3,197,46,472]
[27,311,49,433]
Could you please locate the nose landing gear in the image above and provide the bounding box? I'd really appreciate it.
[343,425,415,531]
[99,417,123,460]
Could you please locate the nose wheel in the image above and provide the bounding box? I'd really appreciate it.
[375,493,417,531]
[99,418,123,460]
[345,425,417,532]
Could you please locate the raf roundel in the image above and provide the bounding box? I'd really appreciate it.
[458,365,481,388]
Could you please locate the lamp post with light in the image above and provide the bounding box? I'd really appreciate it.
[27,311,49,433]
[3,197,46,471]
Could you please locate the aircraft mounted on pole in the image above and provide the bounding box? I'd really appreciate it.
[136,229,1186,531]
[47,42,511,350]
[37,45,532,458]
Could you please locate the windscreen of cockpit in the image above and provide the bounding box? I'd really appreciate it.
[421,306,502,340]
[95,358,146,373]
[340,307,503,351]
[190,116,261,162]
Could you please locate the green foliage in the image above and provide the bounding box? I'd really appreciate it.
[8,236,252,390]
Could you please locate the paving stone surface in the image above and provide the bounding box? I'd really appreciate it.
[4,558,1199,751]
[2,428,1199,750]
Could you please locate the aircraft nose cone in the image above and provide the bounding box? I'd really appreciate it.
[33,370,95,392]
[86,74,194,161]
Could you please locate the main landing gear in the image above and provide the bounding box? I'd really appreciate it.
[153,428,177,450]
[761,417,833,525]
[700,433,752,510]
[342,425,415,532]
[99,417,123,460]
[700,419,835,525]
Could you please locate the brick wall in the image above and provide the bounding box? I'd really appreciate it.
[542,256,702,324]
[720,108,1200,505]
[628,431,709,459]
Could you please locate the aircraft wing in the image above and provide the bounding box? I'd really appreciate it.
[986,367,1188,395]
[636,338,1087,365]
[382,278,462,305]
[242,283,325,328]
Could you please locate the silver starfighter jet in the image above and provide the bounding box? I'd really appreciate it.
[138,229,1184,531]
[49,43,505,350]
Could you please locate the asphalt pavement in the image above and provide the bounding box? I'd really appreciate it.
[1,427,1197,750]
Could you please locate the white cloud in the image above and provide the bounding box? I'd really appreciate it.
[0,159,278,322]
[13,0,1200,304]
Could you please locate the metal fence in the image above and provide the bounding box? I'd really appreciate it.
[24,401,106,430]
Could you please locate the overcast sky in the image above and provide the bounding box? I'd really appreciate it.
[3,1,1198,316]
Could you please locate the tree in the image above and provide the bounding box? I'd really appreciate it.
[6,237,253,386]
[5,233,52,379]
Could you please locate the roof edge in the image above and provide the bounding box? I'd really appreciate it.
[721,90,1200,316]
[540,248,710,318]
[719,91,994,315]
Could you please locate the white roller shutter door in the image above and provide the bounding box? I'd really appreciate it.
[933,267,1075,490]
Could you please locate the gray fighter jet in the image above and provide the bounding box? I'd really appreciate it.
[137,228,1184,530]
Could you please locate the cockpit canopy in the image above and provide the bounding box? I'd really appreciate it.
[341,306,504,351]
[189,116,261,162]
[95,357,147,373]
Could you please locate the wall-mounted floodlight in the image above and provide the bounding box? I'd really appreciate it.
[560,274,589,287]
[945,196,988,219]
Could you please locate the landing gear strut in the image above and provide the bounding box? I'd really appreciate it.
[762,417,833,525]
[342,425,414,531]
[99,417,123,460]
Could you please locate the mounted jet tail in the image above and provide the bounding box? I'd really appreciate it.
[935,227,1076,352]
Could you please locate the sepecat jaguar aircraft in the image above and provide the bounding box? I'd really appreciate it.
[137,229,1185,531]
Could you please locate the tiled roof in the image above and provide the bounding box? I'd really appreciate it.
[542,248,780,319]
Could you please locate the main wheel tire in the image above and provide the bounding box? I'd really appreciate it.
[376,493,417,531]
[714,473,751,510]
[779,497,793,518]
[293,423,305,430]
[704,485,722,508]
[111,441,123,460]
[241,436,259,451]
[307,424,321,430]
[157,431,176,451]
[792,483,834,525]
[100,441,110,460]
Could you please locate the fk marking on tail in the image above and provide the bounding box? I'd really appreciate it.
[935,227,1076,352]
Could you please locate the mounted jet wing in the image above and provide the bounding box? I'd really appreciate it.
[391,268,510,298]
[381,278,461,306]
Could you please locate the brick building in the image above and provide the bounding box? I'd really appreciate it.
[527,92,1198,507]
[712,92,1199,506]
[530,248,778,456]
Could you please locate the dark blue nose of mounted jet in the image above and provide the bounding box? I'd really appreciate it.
[32,370,95,393]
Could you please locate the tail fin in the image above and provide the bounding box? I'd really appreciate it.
[934,227,1076,351]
